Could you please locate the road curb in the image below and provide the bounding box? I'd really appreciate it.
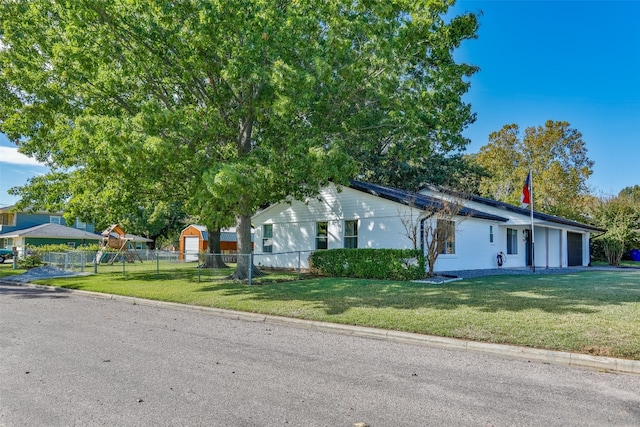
[3,280,639,375]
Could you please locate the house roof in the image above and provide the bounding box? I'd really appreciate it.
[350,180,605,232]
[103,232,153,243]
[123,234,153,243]
[100,224,153,243]
[349,180,510,222]
[461,192,606,232]
[0,223,101,240]
[416,183,606,233]
[193,225,209,241]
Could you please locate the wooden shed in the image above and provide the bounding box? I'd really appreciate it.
[179,225,253,261]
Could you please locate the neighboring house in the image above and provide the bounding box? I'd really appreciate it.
[123,234,154,250]
[251,180,605,272]
[0,205,96,251]
[179,225,254,262]
[0,223,101,254]
[0,205,95,234]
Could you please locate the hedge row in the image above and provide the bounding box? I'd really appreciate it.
[308,248,426,280]
[28,243,101,253]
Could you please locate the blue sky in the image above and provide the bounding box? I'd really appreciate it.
[450,0,640,195]
[0,141,49,206]
[1,0,639,206]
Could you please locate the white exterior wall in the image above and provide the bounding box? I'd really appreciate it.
[252,185,417,269]
[419,188,596,268]
[432,218,504,271]
[253,185,510,272]
[252,184,595,271]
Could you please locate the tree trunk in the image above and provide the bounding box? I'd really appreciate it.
[230,213,262,280]
[201,227,228,269]
[229,110,262,280]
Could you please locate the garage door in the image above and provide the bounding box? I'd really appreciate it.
[184,237,200,262]
[567,232,583,267]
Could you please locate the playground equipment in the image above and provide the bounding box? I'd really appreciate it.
[95,224,143,264]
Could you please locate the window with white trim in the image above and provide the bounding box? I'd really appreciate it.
[316,222,328,250]
[437,220,455,254]
[49,216,61,225]
[0,212,16,226]
[262,224,273,253]
[344,220,358,249]
[507,228,518,254]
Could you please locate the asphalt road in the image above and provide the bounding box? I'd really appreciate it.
[1,284,639,427]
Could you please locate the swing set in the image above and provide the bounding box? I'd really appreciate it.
[95,224,143,265]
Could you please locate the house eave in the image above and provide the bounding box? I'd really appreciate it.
[349,180,509,223]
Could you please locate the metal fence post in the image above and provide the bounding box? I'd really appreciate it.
[297,251,301,280]
[249,253,253,286]
[156,250,160,275]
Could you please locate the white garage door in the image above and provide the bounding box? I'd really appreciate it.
[184,237,200,262]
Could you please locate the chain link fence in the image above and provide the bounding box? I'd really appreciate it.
[36,250,315,285]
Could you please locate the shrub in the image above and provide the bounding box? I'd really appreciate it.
[309,248,425,280]
[29,243,101,253]
[17,253,43,269]
[602,237,625,266]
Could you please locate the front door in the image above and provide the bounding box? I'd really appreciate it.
[525,229,532,266]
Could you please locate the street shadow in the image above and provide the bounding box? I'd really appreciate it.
[0,284,70,299]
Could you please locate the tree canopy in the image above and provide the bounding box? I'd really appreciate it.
[590,190,640,265]
[1,0,479,278]
[475,120,594,220]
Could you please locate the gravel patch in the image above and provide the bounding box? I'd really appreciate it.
[1,266,91,282]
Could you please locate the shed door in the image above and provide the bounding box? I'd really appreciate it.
[184,236,200,262]
[567,232,583,267]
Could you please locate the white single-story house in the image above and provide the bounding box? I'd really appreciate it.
[251,180,605,272]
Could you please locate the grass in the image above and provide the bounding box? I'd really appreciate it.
[592,260,640,268]
[0,264,26,278]
[2,262,639,360]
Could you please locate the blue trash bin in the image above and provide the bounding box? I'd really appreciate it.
[630,249,640,262]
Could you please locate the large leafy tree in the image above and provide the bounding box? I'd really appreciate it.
[475,120,594,220]
[619,185,640,204]
[0,0,478,279]
[590,190,640,265]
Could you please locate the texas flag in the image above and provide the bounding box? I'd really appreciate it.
[520,172,531,208]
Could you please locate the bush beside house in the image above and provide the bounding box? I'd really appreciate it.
[309,249,425,281]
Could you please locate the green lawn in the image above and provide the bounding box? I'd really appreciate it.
[2,263,639,360]
[592,260,640,268]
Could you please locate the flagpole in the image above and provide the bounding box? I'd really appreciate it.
[529,170,535,272]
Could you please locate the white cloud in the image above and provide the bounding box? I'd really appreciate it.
[0,146,46,166]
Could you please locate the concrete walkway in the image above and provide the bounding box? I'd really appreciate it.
[437,265,628,279]
[2,280,639,375]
